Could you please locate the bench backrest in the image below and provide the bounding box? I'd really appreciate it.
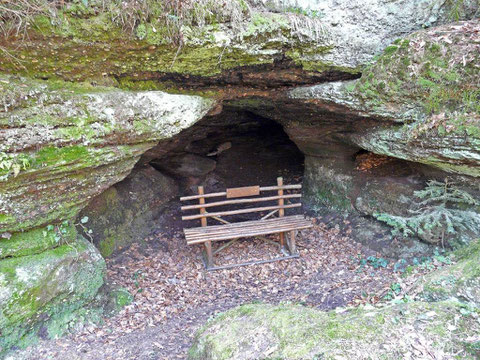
[180,177,302,227]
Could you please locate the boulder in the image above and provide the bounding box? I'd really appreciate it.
[289,20,480,178]
[0,75,213,352]
[190,301,479,359]
[0,235,105,355]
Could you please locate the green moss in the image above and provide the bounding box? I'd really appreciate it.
[111,288,134,308]
[34,145,89,167]
[244,13,290,37]
[98,236,115,258]
[383,45,399,55]
[0,223,77,259]
[0,237,105,355]
[190,301,480,359]
[0,5,339,82]
[353,26,480,141]
[0,213,15,224]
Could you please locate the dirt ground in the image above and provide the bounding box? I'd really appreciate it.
[13,217,407,360]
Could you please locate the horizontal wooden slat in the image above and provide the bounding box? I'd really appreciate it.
[187,225,311,242]
[185,215,308,234]
[186,220,308,238]
[181,203,301,220]
[180,191,227,201]
[186,222,310,239]
[180,184,302,201]
[260,184,302,191]
[180,194,301,211]
[184,215,308,234]
[187,227,310,243]
[185,220,312,245]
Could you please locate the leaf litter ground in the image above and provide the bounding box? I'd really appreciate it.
[13,218,445,360]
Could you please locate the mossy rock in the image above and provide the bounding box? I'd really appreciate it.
[191,238,480,359]
[111,288,133,309]
[0,236,105,355]
[0,8,335,83]
[0,75,214,234]
[189,301,480,359]
[290,21,480,179]
[0,222,76,259]
[415,239,480,305]
[353,20,480,141]
[80,165,178,258]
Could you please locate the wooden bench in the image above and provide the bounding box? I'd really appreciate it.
[180,177,312,270]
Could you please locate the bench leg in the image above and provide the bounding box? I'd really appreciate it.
[289,230,297,255]
[204,240,214,268]
[279,232,285,248]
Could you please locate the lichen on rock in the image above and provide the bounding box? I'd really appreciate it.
[0,73,214,354]
[0,75,214,234]
[189,300,480,359]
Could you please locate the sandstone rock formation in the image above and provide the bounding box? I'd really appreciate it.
[0,75,213,352]
[0,0,479,354]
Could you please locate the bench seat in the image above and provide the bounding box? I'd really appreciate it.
[184,215,312,245]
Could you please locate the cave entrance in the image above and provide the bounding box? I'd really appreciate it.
[147,109,305,194]
[83,108,306,259]
[143,108,306,265]
[147,108,306,233]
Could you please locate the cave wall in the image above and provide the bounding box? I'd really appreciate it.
[79,165,178,258]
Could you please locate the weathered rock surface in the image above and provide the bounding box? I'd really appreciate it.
[257,0,479,70]
[0,235,105,355]
[189,240,480,359]
[0,0,477,85]
[0,75,213,352]
[289,20,480,178]
[190,301,479,359]
[79,165,178,258]
[0,75,214,234]
[0,1,479,356]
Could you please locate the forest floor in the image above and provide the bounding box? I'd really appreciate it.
[12,216,429,360]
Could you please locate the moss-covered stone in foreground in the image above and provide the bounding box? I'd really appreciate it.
[190,301,479,359]
[190,240,480,359]
[0,236,105,355]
